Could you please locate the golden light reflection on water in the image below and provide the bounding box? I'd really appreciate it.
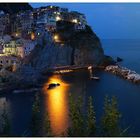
[43,75,70,136]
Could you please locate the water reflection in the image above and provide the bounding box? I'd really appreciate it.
[43,75,70,136]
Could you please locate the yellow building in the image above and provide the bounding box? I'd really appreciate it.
[3,40,22,57]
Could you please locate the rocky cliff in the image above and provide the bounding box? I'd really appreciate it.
[24,22,104,71]
[69,25,104,66]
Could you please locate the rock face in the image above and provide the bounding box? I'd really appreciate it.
[24,23,104,71]
[24,42,73,70]
[72,35,104,66]
[34,45,73,69]
[57,21,104,66]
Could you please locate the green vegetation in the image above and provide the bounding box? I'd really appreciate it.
[68,95,85,136]
[67,95,123,137]
[0,94,126,137]
[86,96,96,136]
[28,95,124,137]
[68,95,97,137]
[30,93,51,137]
[101,96,121,136]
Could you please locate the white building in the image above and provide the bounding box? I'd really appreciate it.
[3,39,37,58]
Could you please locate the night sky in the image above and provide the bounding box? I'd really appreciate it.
[31,3,140,39]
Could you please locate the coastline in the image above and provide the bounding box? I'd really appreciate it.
[105,65,140,84]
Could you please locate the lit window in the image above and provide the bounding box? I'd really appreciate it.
[56,16,61,21]
[31,33,35,40]
[72,19,78,23]
[15,33,18,37]
[57,12,60,15]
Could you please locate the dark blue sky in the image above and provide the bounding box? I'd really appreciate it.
[30,3,140,39]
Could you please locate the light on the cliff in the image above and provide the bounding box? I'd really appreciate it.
[56,16,61,21]
[54,34,61,43]
[15,33,19,37]
[54,35,59,41]
[31,33,35,40]
[57,12,60,15]
[72,19,78,23]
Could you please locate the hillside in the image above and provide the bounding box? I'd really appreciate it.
[23,21,105,70]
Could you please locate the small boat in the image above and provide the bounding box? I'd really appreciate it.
[91,76,100,80]
[47,83,60,89]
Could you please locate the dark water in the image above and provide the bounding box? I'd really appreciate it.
[102,39,140,73]
[0,39,140,136]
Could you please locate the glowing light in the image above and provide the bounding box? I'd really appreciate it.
[88,66,92,70]
[15,33,18,37]
[43,75,69,136]
[31,33,35,40]
[37,32,40,36]
[56,16,61,21]
[54,35,59,40]
[54,69,73,74]
[57,12,60,15]
[72,19,78,23]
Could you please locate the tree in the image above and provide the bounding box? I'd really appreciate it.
[68,95,85,137]
[101,96,121,136]
[86,96,96,136]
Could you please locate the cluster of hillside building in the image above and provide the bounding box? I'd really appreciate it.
[0,5,87,69]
